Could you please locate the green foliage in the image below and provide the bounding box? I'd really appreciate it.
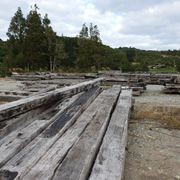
[0,39,7,63]
[3,5,180,73]
[126,47,137,62]
[79,23,88,39]
[0,62,10,77]
[176,59,180,72]
[6,7,26,69]
[79,23,101,43]
[150,67,177,74]
[43,14,56,71]
[24,5,48,70]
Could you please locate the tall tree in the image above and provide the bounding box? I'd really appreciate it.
[6,7,26,68]
[43,14,56,71]
[89,23,101,43]
[24,4,47,70]
[7,7,26,42]
[79,23,88,39]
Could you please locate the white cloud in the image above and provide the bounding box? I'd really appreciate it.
[0,0,180,50]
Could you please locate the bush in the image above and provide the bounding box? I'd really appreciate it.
[0,62,10,77]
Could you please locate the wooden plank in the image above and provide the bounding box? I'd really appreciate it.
[89,90,132,180]
[0,87,101,179]
[0,92,83,166]
[23,86,121,180]
[0,95,23,101]
[0,105,49,140]
[0,92,82,140]
[32,85,57,95]
[0,78,103,121]
[19,88,120,180]
[0,120,48,168]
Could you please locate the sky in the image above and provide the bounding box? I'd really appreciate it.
[0,0,180,50]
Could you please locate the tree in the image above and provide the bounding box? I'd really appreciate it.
[24,5,47,70]
[7,7,26,42]
[43,14,56,71]
[89,24,101,43]
[126,47,137,62]
[79,23,88,39]
[6,7,26,68]
[176,59,180,72]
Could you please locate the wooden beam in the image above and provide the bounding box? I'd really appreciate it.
[37,86,120,180]
[0,78,103,121]
[89,90,132,180]
[0,87,101,179]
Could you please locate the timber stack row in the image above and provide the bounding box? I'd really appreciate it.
[12,72,180,96]
[0,78,132,180]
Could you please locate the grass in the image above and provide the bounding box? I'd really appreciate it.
[149,67,177,74]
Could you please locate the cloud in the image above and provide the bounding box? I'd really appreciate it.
[0,0,180,50]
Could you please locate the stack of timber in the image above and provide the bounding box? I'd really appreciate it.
[102,75,146,96]
[0,90,30,102]
[12,73,90,93]
[0,79,132,180]
[164,76,180,94]
[11,72,180,96]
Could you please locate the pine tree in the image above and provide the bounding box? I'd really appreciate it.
[6,7,26,68]
[24,4,47,70]
[43,14,56,71]
[79,23,88,39]
[89,24,101,43]
[89,23,93,39]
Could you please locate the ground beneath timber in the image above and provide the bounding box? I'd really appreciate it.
[124,85,180,180]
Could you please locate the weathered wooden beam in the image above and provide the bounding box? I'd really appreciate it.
[0,93,83,140]
[10,86,121,180]
[0,104,50,140]
[45,86,121,180]
[0,91,29,96]
[0,87,101,179]
[0,95,23,101]
[89,90,132,180]
[0,78,103,121]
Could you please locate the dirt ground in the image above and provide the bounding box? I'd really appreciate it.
[0,78,24,104]
[124,85,180,180]
[0,77,23,91]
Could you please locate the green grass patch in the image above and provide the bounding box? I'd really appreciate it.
[149,67,177,74]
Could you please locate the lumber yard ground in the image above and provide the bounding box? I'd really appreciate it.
[0,77,179,180]
[124,85,180,180]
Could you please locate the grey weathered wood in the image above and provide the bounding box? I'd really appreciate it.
[32,85,57,95]
[0,105,49,140]
[89,90,132,180]
[0,90,29,96]
[0,93,82,140]
[0,120,48,168]
[0,87,101,179]
[50,86,120,180]
[0,78,103,121]
[0,92,83,167]
[21,86,120,180]
[0,95,23,101]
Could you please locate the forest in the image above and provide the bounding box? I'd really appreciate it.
[0,5,180,76]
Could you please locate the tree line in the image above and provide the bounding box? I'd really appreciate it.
[6,5,56,71]
[0,5,180,76]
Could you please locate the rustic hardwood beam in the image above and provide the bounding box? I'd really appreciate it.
[0,78,103,121]
[89,90,132,180]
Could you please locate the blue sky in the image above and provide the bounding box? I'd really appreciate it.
[0,0,180,50]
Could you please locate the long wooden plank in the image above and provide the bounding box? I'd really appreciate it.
[0,78,103,121]
[0,120,48,168]
[22,86,121,180]
[0,91,83,167]
[0,87,101,179]
[89,90,132,180]
[0,92,82,140]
